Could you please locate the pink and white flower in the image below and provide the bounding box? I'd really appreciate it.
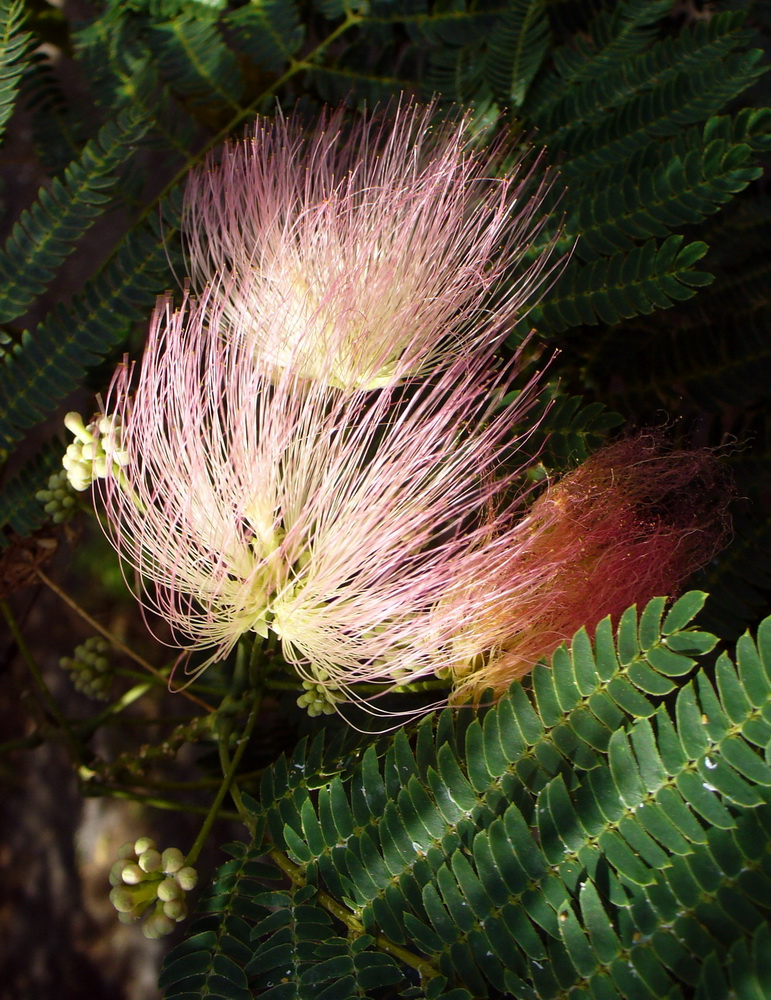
[98,289,544,714]
[182,101,558,390]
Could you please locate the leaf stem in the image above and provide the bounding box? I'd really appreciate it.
[267,847,440,982]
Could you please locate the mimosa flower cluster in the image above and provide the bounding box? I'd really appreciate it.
[183,102,555,390]
[67,101,729,717]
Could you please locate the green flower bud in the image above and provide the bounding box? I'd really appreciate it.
[161,848,185,874]
[134,836,156,855]
[142,911,175,940]
[297,678,343,716]
[117,841,136,859]
[109,886,136,913]
[175,866,198,891]
[109,860,130,886]
[121,863,145,885]
[163,898,187,922]
[157,877,183,902]
[138,848,162,873]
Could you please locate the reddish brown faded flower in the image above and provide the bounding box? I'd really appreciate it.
[446,435,731,702]
[183,100,558,390]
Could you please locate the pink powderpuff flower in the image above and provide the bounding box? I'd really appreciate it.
[446,434,732,703]
[182,99,560,391]
[97,288,547,716]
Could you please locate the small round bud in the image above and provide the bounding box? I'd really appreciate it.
[109,859,130,886]
[109,886,136,913]
[163,898,188,922]
[117,911,139,924]
[161,848,185,874]
[121,863,145,885]
[138,848,162,873]
[156,877,183,902]
[134,836,155,855]
[175,866,198,891]
[118,841,136,859]
[142,911,175,939]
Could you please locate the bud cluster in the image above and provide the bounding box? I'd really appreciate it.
[108,837,198,939]
[297,669,345,717]
[60,636,112,700]
[35,469,79,524]
[62,412,129,492]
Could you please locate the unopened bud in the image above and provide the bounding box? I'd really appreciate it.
[109,860,129,886]
[157,877,183,902]
[109,886,136,913]
[163,898,188,922]
[121,863,144,885]
[142,911,175,939]
[138,848,162,873]
[161,848,185,874]
[175,866,198,891]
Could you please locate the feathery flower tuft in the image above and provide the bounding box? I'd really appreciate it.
[182,101,559,390]
[98,290,543,714]
[448,435,732,702]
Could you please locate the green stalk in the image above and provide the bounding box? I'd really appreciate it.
[185,691,262,867]
[81,782,240,820]
[268,847,440,982]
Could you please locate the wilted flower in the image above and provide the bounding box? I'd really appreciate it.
[182,100,559,390]
[447,435,731,702]
[98,290,543,714]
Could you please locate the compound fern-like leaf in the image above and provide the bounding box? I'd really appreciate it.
[0,110,150,325]
[485,0,550,108]
[0,0,30,143]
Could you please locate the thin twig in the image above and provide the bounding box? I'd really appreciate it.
[1,599,85,761]
[185,692,262,866]
[35,569,214,713]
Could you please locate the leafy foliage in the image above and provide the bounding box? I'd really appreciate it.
[0,443,60,544]
[0,110,150,326]
[0,0,29,143]
[0,196,182,450]
[485,1,550,108]
[163,594,771,998]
